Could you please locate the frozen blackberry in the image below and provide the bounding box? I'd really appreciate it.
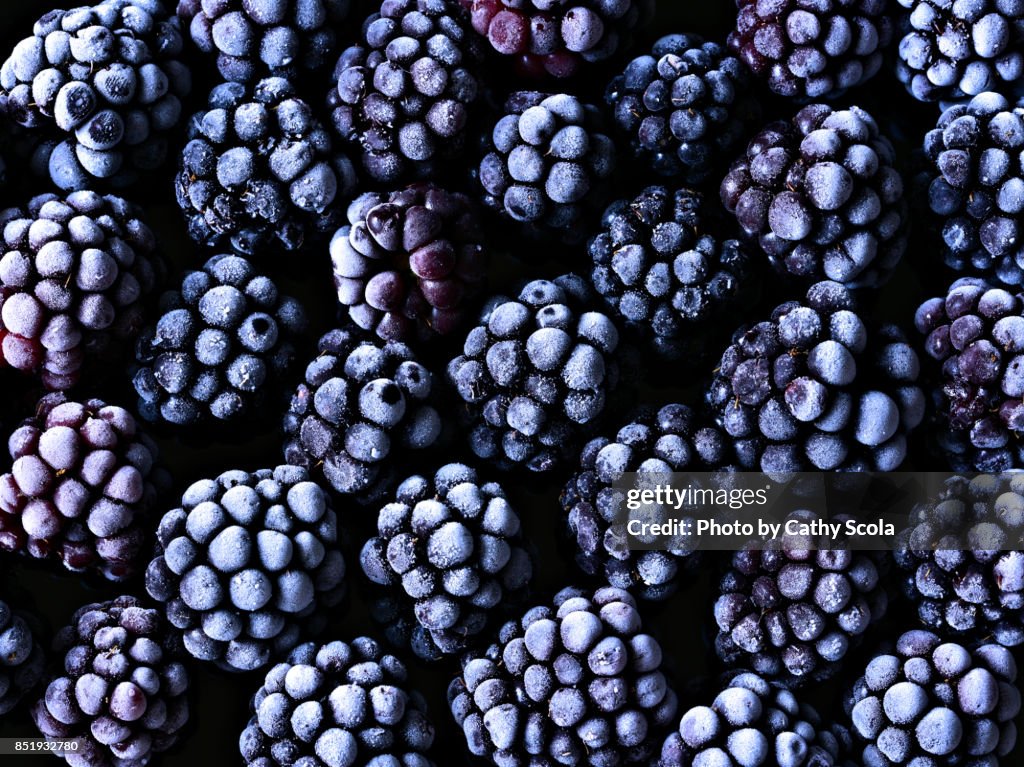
[656,671,852,767]
[606,34,757,184]
[714,510,888,686]
[144,465,346,672]
[895,474,1024,647]
[177,76,355,256]
[478,91,615,244]
[31,595,190,767]
[913,277,1024,470]
[240,638,435,767]
[721,103,907,288]
[0,191,161,391]
[707,280,926,472]
[447,275,620,472]
[728,0,893,99]
[922,92,1024,287]
[327,0,483,184]
[588,185,754,361]
[0,394,164,582]
[448,586,677,766]
[178,0,350,82]
[0,0,191,190]
[844,629,1020,766]
[360,462,533,661]
[461,0,650,78]
[0,598,45,715]
[896,0,1024,102]
[283,327,442,500]
[560,404,727,602]
[132,254,306,426]
[330,183,487,343]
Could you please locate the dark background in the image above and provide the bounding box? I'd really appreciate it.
[0,1,1002,766]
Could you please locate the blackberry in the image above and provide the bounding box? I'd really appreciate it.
[360,462,533,661]
[559,404,727,602]
[922,92,1024,287]
[606,34,757,184]
[177,0,350,82]
[447,275,620,472]
[31,595,190,767]
[0,598,45,715]
[844,629,1020,766]
[896,0,1024,102]
[914,277,1024,470]
[239,639,435,767]
[477,91,615,244]
[144,465,347,672]
[132,254,306,426]
[460,0,650,78]
[326,0,483,185]
[587,185,754,361]
[0,0,191,190]
[656,671,852,767]
[0,394,164,582]
[330,183,487,343]
[177,76,355,256]
[895,474,1024,646]
[721,103,907,288]
[714,510,888,686]
[283,327,442,500]
[707,280,926,472]
[0,191,161,391]
[728,0,894,99]
[448,586,677,766]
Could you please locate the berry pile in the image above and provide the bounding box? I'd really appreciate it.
[0,394,164,581]
[0,0,191,189]
[0,599,45,716]
[330,183,487,342]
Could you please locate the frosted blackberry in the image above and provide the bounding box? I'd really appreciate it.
[656,671,852,767]
[360,463,533,661]
[844,630,1020,766]
[606,34,757,184]
[896,0,1024,102]
[330,183,487,343]
[283,327,442,500]
[0,394,164,581]
[0,191,161,391]
[449,586,677,766]
[461,0,650,78]
[913,277,1024,470]
[714,510,888,686]
[0,0,191,190]
[895,474,1024,647]
[588,185,753,361]
[240,639,435,767]
[728,0,893,99]
[31,596,190,767]
[478,91,615,244]
[560,404,727,601]
[707,280,926,472]
[178,0,350,82]
[721,103,907,288]
[132,254,306,426]
[177,76,355,256]
[327,0,482,184]
[0,599,45,715]
[447,275,620,472]
[145,465,346,672]
[923,92,1024,287]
